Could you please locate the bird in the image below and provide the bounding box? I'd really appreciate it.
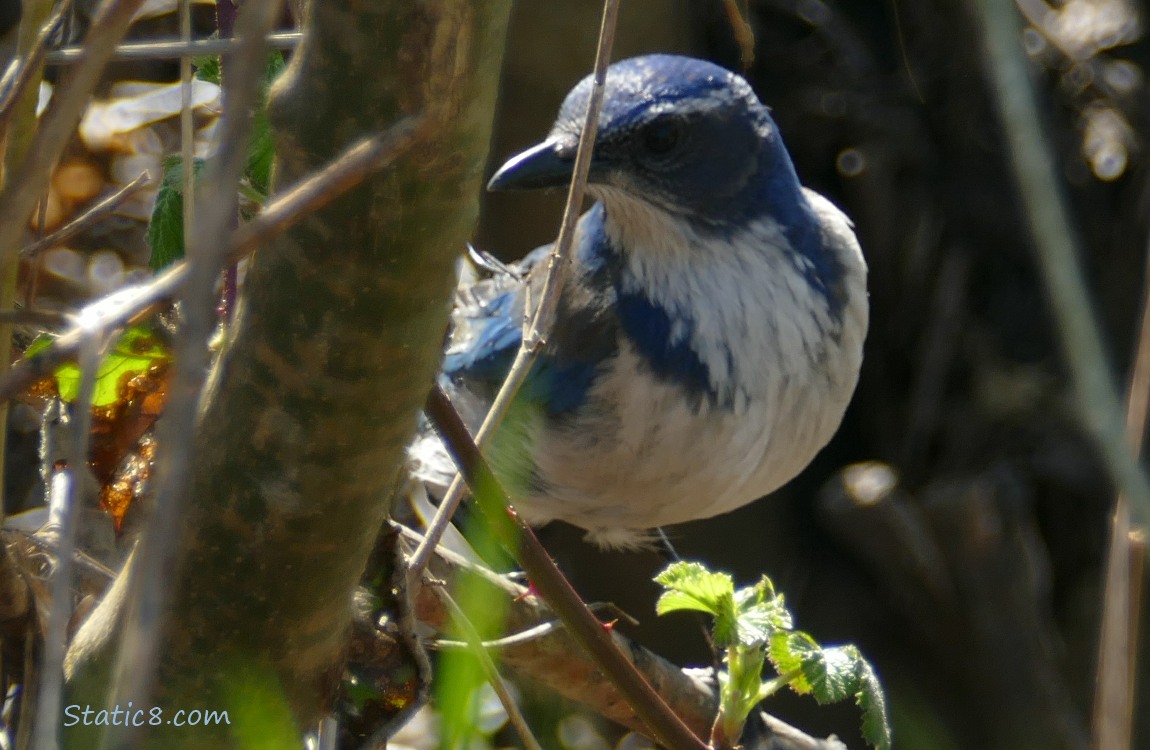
[411,54,868,550]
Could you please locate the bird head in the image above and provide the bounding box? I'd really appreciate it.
[487,54,803,229]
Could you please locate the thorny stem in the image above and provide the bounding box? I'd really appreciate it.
[425,384,709,750]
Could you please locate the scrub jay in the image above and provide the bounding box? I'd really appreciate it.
[413,54,868,549]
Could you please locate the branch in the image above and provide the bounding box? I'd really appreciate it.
[406,0,619,584]
[20,171,154,260]
[0,119,425,405]
[424,385,709,750]
[0,0,147,273]
[401,524,847,750]
[102,1,283,733]
[63,1,514,746]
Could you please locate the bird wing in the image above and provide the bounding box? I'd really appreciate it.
[442,244,551,387]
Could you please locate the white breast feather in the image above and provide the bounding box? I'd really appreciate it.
[514,190,868,548]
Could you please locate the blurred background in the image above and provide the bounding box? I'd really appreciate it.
[476,2,1150,749]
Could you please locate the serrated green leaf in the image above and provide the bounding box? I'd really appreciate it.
[148,157,206,271]
[159,154,205,192]
[804,645,858,704]
[654,589,720,617]
[193,47,221,84]
[654,561,734,616]
[854,651,892,750]
[767,631,818,694]
[736,575,777,606]
[147,178,184,272]
[773,638,892,750]
[734,588,791,644]
[52,324,169,406]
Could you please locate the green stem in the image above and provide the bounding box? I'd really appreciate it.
[758,667,804,700]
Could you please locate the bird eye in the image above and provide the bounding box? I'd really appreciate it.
[641,119,684,156]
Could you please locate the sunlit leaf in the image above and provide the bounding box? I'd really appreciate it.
[51,324,169,407]
[856,654,893,750]
[654,561,734,616]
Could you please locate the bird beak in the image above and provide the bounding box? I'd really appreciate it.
[487,139,577,191]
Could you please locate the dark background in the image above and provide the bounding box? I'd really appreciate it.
[477,2,1150,749]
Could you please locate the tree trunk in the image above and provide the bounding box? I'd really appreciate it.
[63,1,512,746]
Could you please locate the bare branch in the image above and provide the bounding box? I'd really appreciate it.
[0,0,148,274]
[20,172,154,260]
[0,0,71,135]
[424,384,709,750]
[0,118,424,406]
[44,32,302,65]
[34,332,102,749]
[434,586,544,750]
[103,0,283,730]
[407,0,620,583]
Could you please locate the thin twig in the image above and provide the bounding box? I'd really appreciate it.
[44,32,302,65]
[971,0,1150,524]
[0,0,71,136]
[0,309,70,328]
[433,601,635,651]
[406,0,620,581]
[104,0,282,732]
[434,586,545,750]
[217,0,241,325]
[432,620,565,650]
[0,0,58,524]
[179,0,196,280]
[973,4,1150,741]
[721,0,756,68]
[0,118,425,405]
[0,0,148,275]
[33,331,102,749]
[424,384,709,750]
[226,117,426,264]
[21,172,154,259]
[1090,224,1150,749]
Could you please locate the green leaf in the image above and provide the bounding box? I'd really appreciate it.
[804,645,858,703]
[147,176,184,271]
[854,650,893,750]
[767,631,818,694]
[654,561,734,617]
[245,52,285,195]
[193,48,221,84]
[51,324,169,406]
[734,577,792,644]
[147,156,205,272]
[769,635,892,750]
[655,561,740,645]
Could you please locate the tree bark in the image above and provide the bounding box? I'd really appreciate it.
[63,1,512,747]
